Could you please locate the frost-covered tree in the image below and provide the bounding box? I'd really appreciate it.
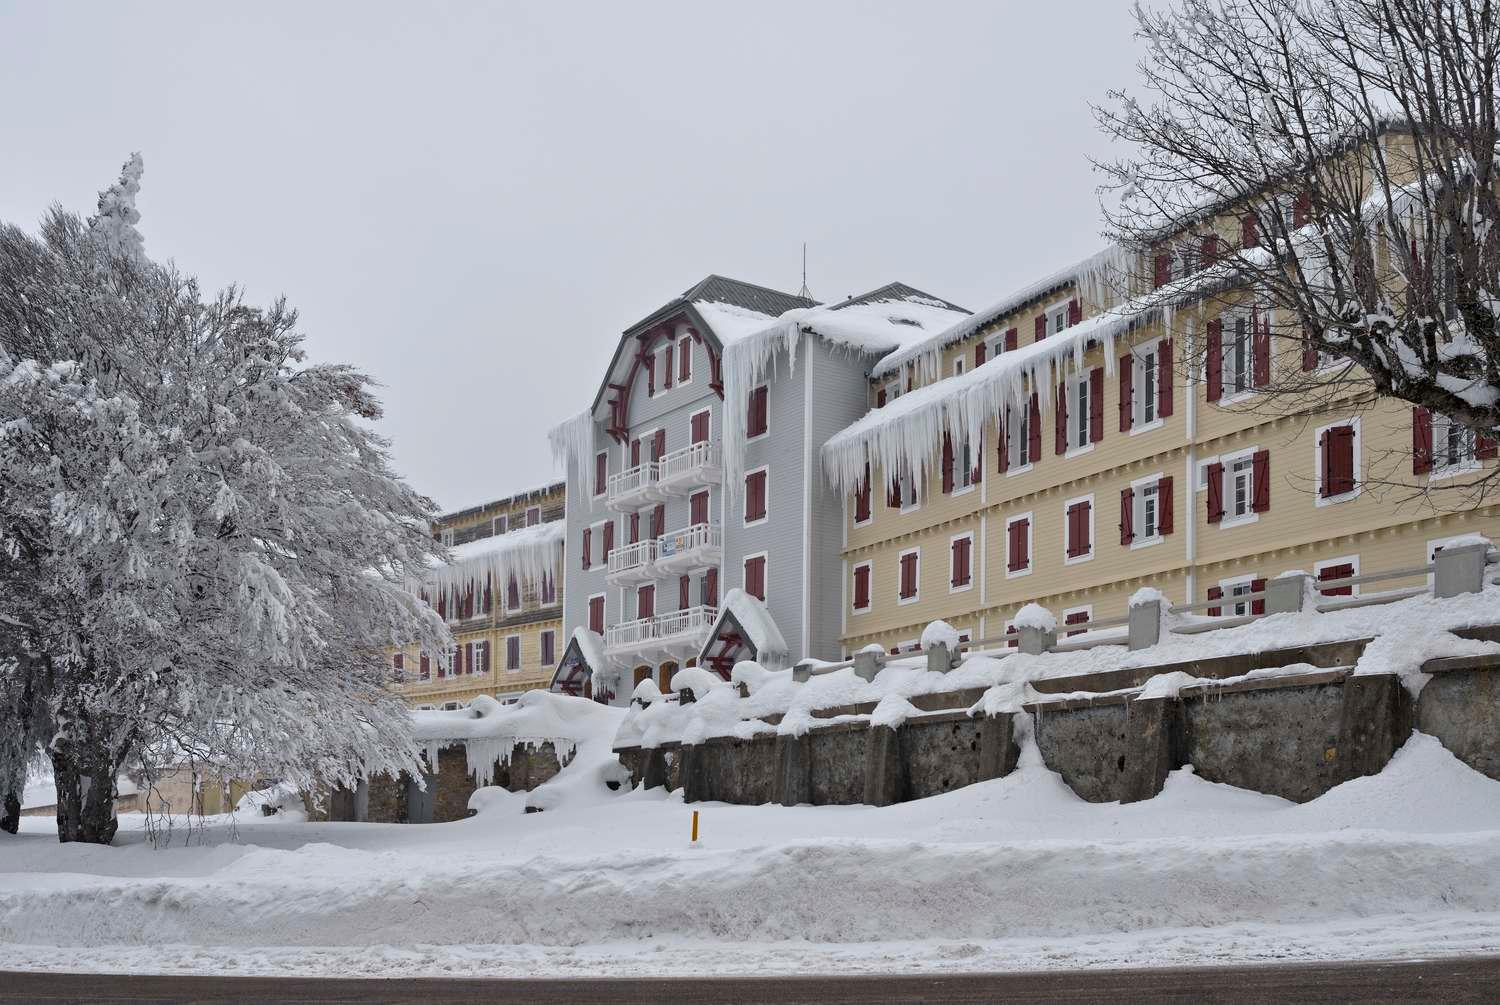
[0,155,450,843]
[1097,0,1500,496]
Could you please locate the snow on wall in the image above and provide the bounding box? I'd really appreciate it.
[411,691,624,786]
[422,520,564,613]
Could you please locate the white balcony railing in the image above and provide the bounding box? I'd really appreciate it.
[657,440,721,491]
[606,539,657,583]
[654,522,722,573]
[606,461,658,510]
[604,605,719,659]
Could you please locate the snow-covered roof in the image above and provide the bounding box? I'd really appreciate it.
[570,627,606,673]
[870,245,1133,383]
[410,690,623,786]
[700,588,788,665]
[424,520,563,599]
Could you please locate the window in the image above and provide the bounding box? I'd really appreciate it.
[660,344,674,390]
[525,506,541,527]
[440,528,454,547]
[506,635,521,672]
[1421,410,1490,477]
[898,548,920,603]
[581,526,592,570]
[594,452,608,497]
[540,573,557,606]
[747,384,769,438]
[957,435,974,491]
[690,489,710,527]
[678,335,693,383]
[1315,419,1359,503]
[852,561,872,612]
[1063,607,1092,637]
[744,467,768,525]
[1216,577,1265,617]
[888,467,919,512]
[853,463,872,525]
[1121,475,1171,547]
[744,554,767,601]
[1005,514,1032,576]
[1002,395,1038,472]
[884,379,901,405]
[690,409,710,445]
[1059,369,1102,453]
[1315,556,1360,598]
[1230,455,1254,518]
[491,514,508,536]
[1047,298,1076,337]
[1072,375,1090,449]
[1064,495,1093,563]
[392,652,404,674]
[1123,338,1171,431]
[419,653,431,680]
[472,639,490,675]
[588,594,605,635]
[1212,310,1268,400]
[701,567,719,607]
[602,519,615,561]
[1437,416,1476,472]
[949,533,973,592]
[1206,449,1268,525]
[953,357,965,376]
[506,575,520,612]
[541,630,556,665]
[637,584,655,619]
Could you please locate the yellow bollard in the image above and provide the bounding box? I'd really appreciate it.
[691,809,699,844]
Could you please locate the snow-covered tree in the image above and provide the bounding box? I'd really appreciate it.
[0,156,450,842]
[1096,0,1500,497]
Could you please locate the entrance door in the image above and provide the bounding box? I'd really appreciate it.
[658,661,678,693]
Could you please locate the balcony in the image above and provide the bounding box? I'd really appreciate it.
[606,461,659,511]
[654,522,723,574]
[604,605,719,665]
[606,539,657,585]
[656,441,721,494]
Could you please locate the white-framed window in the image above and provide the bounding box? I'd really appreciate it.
[540,629,557,666]
[743,464,770,527]
[1067,373,1092,452]
[491,514,508,536]
[949,530,974,593]
[525,506,541,526]
[1432,414,1478,478]
[1005,511,1033,578]
[1130,474,1164,548]
[953,357,966,377]
[1133,337,1163,430]
[1005,400,1033,472]
[593,451,608,499]
[1063,493,1094,565]
[898,469,920,513]
[897,547,921,604]
[1223,311,1253,398]
[1219,575,1257,617]
[1061,605,1093,637]
[505,634,522,672]
[1046,298,1072,336]
[440,528,455,547]
[1314,555,1361,599]
[851,560,873,613]
[954,435,975,493]
[746,384,770,440]
[416,704,435,711]
[884,379,902,404]
[743,551,768,602]
[443,701,461,711]
[1222,448,1259,527]
[1313,416,1361,505]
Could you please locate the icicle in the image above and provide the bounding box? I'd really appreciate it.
[547,409,595,478]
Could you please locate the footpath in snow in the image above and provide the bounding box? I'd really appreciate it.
[4,725,1500,978]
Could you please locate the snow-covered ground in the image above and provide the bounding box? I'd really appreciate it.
[5,725,1500,978]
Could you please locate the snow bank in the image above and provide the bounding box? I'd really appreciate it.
[411,691,623,786]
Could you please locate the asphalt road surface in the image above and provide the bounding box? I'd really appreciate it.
[4,956,1500,1003]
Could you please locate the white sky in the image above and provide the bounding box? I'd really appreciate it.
[0,1,1144,512]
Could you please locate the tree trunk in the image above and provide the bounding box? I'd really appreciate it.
[49,734,124,844]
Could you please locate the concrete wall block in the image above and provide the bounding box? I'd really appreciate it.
[1182,681,1346,803]
[1266,574,1307,615]
[1417,667,1500,782]
[976,714,1021,782]
[1335,674,1411,784]
[1120,698,1185,803]
[862,725,907,806]
[1020,627,1056,656]
[925,642,951,674]
[853,649,883,682]
[1032,703,1135,803]
[1127,600,1161,651]
[901,717,1001,800]
[807,727,869,805]
[1435,542,1489,598]
[774,733,813,806]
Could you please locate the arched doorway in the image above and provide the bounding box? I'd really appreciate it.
[633,665,653,687]
[658,661,678,692]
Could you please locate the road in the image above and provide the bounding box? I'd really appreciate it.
[4,956,1500,1003]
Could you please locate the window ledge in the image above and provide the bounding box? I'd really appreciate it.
[1064,552,1094,567]
[1065,443,1096,460]
[948,582,974,595]
[1005,567,1033,579]
[1314,487,1361,508]
[743,517,769,529]
[897,594,921,606]
[1218,513,1260,530]
[1129,535,1165,551]
[1429,463,1480,483]
[950,485,977,498]
[1005,463,1035,477]
[1129,418,1166,437]
[1216,390,1257,407]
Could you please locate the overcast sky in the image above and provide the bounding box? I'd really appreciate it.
[0,1,1144,512]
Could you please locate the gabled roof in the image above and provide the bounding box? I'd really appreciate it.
[829,282,967,315]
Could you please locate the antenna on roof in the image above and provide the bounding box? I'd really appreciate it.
[798,242,814,301]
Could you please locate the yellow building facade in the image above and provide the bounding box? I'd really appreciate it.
[836,150,1498,655]
[391,482,566,709]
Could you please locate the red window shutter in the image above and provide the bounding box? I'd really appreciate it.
[652,429,665,461]
[941,432,955,493]
[508,636,520,670]
[691,490,709,526]
[1158,339,1174,417]
[1055,383,1068,455]
[854,565,870,609]
[1073,501,1091,557]
[1206,319,1224,402]
[1119,354,1134,432]
[1252,311,1271,387]
[589,596,604,634]
[1302,330,1320,372]
[1319,430,1332,497]
[746,557,766,601]
[1293,190,1311,228]
[1068,298,1082,326]
[393,652,404,672]
[1412,407,1434,474]
[972,434,983,484]
[454,643,464,675]
[1035,314,1048,342]
[1201,233,1220,265]
[1089,368,1104,444]
[679,340,691,382]
[582,527,592,569]
[465,642,475,675]
[1005,328,1018,352]
[1028,393,1042,460]
[1478,432,1498,460]
[1319,563,1354,597]
[691,411,709,443]
[1018,518,1030,568]
[507,576,519,610]
[745,470,767,521]
[951,538,961,586]
[877,387,887,408]
[631,439,641,466]
[855,465,871,522]
[1330,426,1356,495]
[1153,253,1171,289]
[1207,586,1223,617]
[645,355,655,395]
[420,653,430,678]
[705,567,718,607]
[1119,486,1135,545]
[541,632,553,666]
[600,521,613,562]
[629,511,639,544]
[1065,611,1089,637]
[595,453,607,495]
[1252,449,1271,512]
[997,413,1009,473]
[652,503,665,539]
[1158,475,1174,535]
[748,385,769,436]
[1206,462,1225,523]
[663,345,674,389]
[679,574,690,610]
[1251,577,1267,616]
[888,475,901,508]
[638,585,654,619]
[1241,212,1259,249]
[975,343,986,367]
[1007,522,1021,571]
